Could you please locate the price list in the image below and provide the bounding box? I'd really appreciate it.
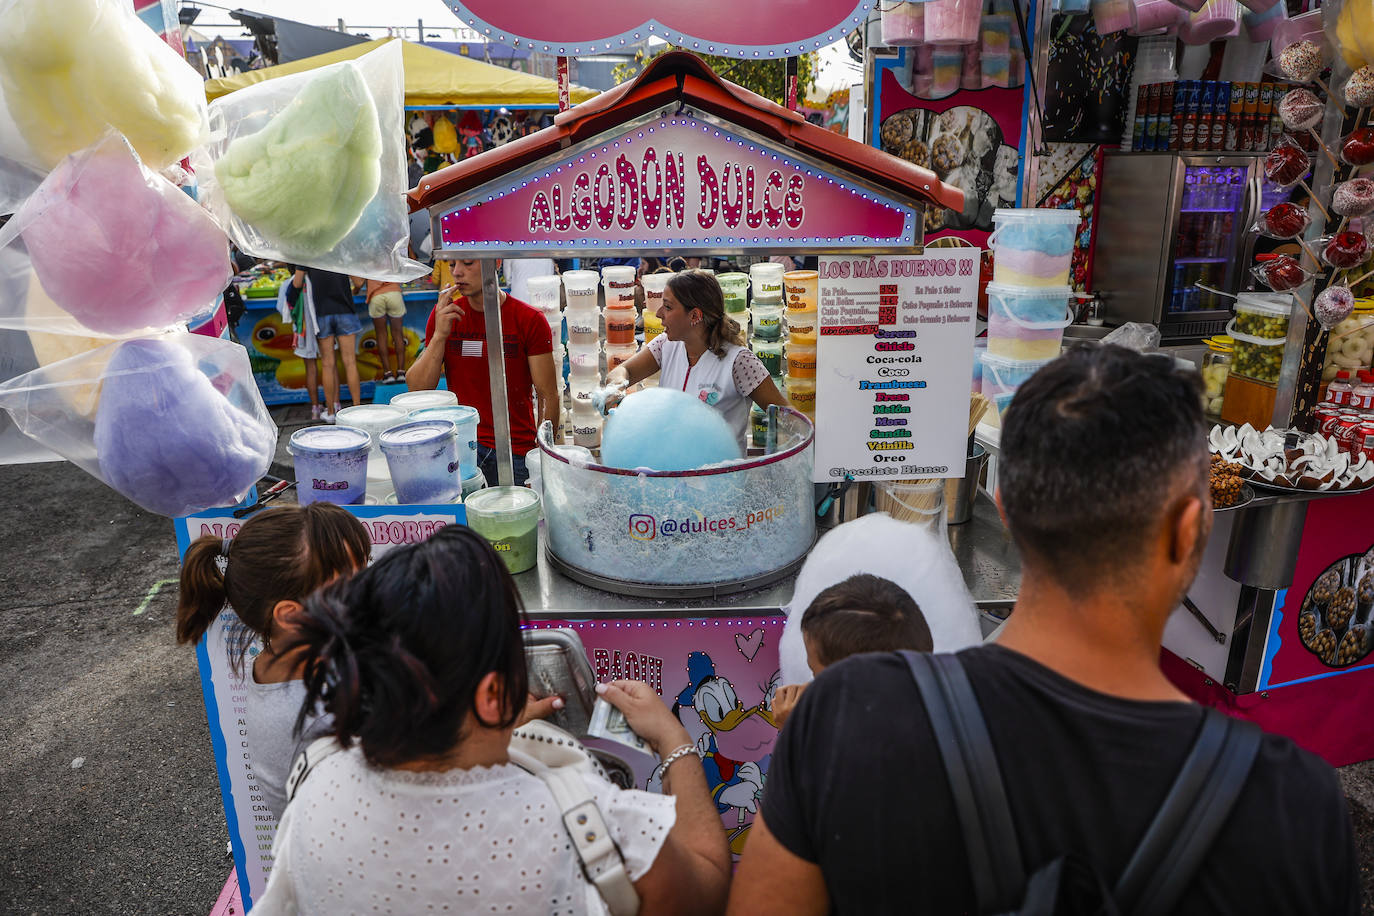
[813,254,978,482]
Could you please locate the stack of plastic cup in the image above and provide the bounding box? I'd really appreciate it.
[525,275,565,392]
[979,352,1056,416]
[989,209,1081,288]
[288,425,371,506]
[378,419,462,504]
[335,404,408,500]
[563,269,603,448]
[718,272,751,330]
[931,49,965,97]
[782,269,818,420]
[924,0,981,44]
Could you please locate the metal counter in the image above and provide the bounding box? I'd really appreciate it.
[515,495,1022,621]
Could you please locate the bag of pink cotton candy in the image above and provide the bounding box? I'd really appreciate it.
[0,132,231,336]
[0,332,277,517]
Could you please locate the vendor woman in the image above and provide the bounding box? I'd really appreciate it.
[608,270,786,441]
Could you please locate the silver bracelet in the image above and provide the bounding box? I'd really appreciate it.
[659,743,701,771]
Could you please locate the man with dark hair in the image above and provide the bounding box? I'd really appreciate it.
[729,346,1358,915]
[772,574,932,728]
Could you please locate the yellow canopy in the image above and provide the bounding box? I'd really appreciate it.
[204,37,599,107]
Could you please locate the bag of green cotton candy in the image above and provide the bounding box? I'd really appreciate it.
[0,331,277,517]
[193,40,427,283]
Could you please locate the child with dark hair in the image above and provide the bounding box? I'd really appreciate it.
[255,524,731,915]
[176,503,370,817]
[771,574,932,728]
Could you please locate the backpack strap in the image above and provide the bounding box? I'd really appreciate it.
[285,735,343,805]
[509,744,641,916]
[902,651,1025,913]
[1114,709,1262,916]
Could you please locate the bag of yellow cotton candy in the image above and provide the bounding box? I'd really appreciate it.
[0,0,208,173]
[194,40,428,282]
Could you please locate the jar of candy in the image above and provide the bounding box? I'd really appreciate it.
[1320,301,1374,385]
[1201,335,1232,418]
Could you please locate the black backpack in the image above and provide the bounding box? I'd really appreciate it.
[902,651,1263,916]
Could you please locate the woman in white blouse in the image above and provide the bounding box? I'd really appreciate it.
[609,270,787,442]
[253,524,730,915]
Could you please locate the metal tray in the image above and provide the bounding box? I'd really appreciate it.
[1212,482,1255,512]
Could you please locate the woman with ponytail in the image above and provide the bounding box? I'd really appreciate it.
[176,502,369,817]
[607,269,786,442]
[254,524,731,915]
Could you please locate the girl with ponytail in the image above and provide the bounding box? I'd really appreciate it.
[176,502,369,817]
[255,525,731,915]
[606,268,786,443]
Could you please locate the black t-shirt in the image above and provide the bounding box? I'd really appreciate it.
[285,267,355,317]
[762,645,1358,915]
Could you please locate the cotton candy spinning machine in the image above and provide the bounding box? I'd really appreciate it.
[537,408,816,597]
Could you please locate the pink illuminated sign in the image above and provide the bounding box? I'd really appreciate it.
[436,116,920,255]
[439,0,875,59]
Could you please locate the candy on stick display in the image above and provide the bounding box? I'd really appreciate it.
[1322,232,1373,269]
[1316,286,1356,330]
[1252,255,1313,291]
[1278,40,1325,82]
[1257,202,1311,239]
[1334,178,1374,218]
[1341,128,1374,166]
[1344,67,1374,108]
[1279,88,1324,131]
[1264,138,1311,186]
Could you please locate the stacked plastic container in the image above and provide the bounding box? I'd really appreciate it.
[602,264,638,382]
[639,271,670,390]
[748,263,786,446]
[562,269,603,448]
[1227,292,1290,386]
[783,269,819,421]
[981,208,1080,415]
[525,275,565,397]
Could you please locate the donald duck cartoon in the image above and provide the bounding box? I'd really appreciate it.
[660,651,778,853]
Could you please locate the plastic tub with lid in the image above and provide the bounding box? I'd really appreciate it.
[389,389,458,412]
[335,404,407,474]
[984,283,1072,359]
[408,405,480,478]
[1225,321,1285,384]
[1202,335,1233,417]
[749,262,785,303]
[1232,292,1291,340]
[979,351,1056,415]
[717,272,750,315]
[378,419,461,504]
[989,208,1081,287]
[289,425,371,506]
[465,486,542,573]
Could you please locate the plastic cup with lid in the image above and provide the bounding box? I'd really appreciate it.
[407,405,480,478]
[562,269,600,310]
[989,209,1082,288]
[525,275,562,311]
[783,270,819,310]
[750,262,786,303]
[389,389,458,412]
[465,486,542,574]
[601,265,637,310]
[288,425,371,506]
[378,419,461,505]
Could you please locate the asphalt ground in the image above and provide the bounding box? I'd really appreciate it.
[1,403,1373,913]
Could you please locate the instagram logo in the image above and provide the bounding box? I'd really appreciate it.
[627,514,657,541]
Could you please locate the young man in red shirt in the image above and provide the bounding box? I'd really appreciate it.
[407,259,561,486]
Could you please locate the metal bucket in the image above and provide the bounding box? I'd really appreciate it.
[815,479,873,528]
[945,442,988,525]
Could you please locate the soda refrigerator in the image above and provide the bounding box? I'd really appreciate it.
[1092,151,1282,342]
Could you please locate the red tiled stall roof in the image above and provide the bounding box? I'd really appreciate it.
[409,51,964,216]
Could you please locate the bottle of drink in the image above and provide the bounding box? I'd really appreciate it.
[1352,370,1374,415]
[1326,370,1355,406]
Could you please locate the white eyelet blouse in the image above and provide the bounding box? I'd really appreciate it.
[252,747,676,915]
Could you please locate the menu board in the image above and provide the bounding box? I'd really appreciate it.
[813,254,978,483]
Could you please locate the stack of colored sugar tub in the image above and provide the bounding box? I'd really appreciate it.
[989,208,1081,287]
[984,282,1074,360]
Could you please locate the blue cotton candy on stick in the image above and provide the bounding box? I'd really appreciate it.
[600,387,743,472]
[213,62,382,259]
[94,338,275,516]
[18,134,230,334]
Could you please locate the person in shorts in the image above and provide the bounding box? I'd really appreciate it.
[287,266,362,422]
[362,278,408,383]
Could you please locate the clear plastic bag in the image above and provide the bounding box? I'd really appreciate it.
[0,132,230,336]
[0,332,277,517]
[193,40,427,282]
[1101,321,1162,351]
[0,0,208,172]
